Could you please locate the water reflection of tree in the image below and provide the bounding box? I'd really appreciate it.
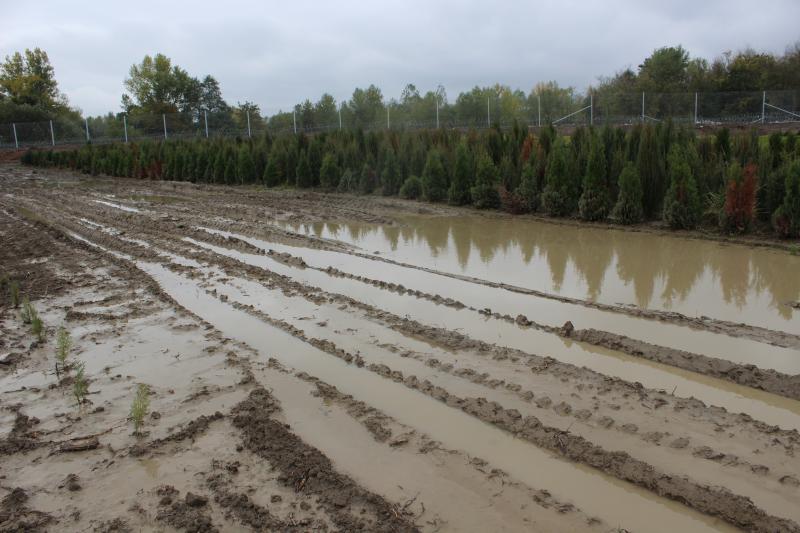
[707,247,752,309]
[381,225,400,251]
[656,237,706,309]
[325,222,341,239]
[572,228,613,301]
[614,234,659,308]
[412,220,450,258]
[750,251,800,320]
[449,220,473,269]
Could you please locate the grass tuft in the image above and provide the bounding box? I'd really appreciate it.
[73,361,88,406]
[55,326,71,379]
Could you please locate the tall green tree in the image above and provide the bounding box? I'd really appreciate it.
[422,149,448,202]
[448,140,473,205]
[471,151,500,209]
[663,145,701,229]
[637,125,666,219]
[578,136,610,221]
[611,162,644,224]
[541,139,578,216]
[295,151,313,188]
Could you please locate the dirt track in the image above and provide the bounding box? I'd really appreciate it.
[1,163,799,532]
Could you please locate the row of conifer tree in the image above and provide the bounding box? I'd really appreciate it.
[21,122,800,237]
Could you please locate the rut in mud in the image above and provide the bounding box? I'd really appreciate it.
[1,163,799,533]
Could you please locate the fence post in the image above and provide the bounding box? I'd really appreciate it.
[641,92,645,123]
[293,110,297,134]
[762,91,766,124]
[162,114,168,139]
[537,94,541,127]
[435,99,439,129]
[204,110,209,138]
[123,114,129,143]
[694,93,698,125]
[12,123,18,149]
[49,120,55,146]
[85,118,90,142]
[246,110,251,137]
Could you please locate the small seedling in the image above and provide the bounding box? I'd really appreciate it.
[31,315,45,342]
[73,361,88,406]
[20,297,35,324]
[130,383,150,435]
[55,326,71,380]
[8,280,20,308]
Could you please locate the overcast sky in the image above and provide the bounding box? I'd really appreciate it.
[2,0,798,116]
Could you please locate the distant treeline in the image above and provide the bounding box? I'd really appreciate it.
[21,123,800,238]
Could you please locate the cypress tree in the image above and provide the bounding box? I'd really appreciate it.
[471,151,500,209]
[448,140,472,205]
[578,136,610,221]
[223,155,237,185]
[541,139,578,217]
[320,153,341,189]
[772,159,800,238]
[422,148,448,202]
[399,175,423,200]
[637,125,666,219]
[611,162,644,225]
[295,151,313,188]
[213,151,225,183]
[663,145,701,229]
[380,150,402,196]
[517,159,539,212]
[237,145,256,184]
[263,158,281,187]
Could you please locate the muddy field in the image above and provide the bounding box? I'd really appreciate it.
[1,162,799,532]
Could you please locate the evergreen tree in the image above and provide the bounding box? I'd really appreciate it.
[338,169,358,193]
[578,136,610,221]
[541,139,578,217]
[772,159,800,238]
[399,175,423,200]
[611,162,644,225]
[471,151,500,209]
[212,150,225,183]
[295,151,313,188]
[448,140,472,205]
[380,150,402,196]
[319,152,340,189]
[263,157,281,187]
[422,148,448,202]
[358,163,377,194]
[637,125,666,219]
[223,155,236,184]
[237,144,256,184]
[663,145,701,229]
[516,159,539,212]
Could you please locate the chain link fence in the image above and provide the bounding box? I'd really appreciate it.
[1,89,798,150]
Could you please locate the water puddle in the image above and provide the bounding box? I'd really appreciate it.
[92,200,141,213]
[186,236,800,431]
[276,216,800,333]
[200,227,800,374]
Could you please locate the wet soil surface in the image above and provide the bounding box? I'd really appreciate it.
[1,163,800,532]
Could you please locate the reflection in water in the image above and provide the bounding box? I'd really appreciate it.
[281,215,800,332]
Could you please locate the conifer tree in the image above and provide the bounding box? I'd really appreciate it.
[772,159,800,238]
[422,148,448,202]
[237,144,256,184]
[319,152,340,189]
[471,151,500,209]
[295,150,313,188]
[516,159,539,212]
[263,157,281,187]
[663,145,701,229]
[223,155,236,185]
[611,162,644,224]
[448,140,472,205]
[541,139,578,216]
[381,150,402,196]
[637,125,666,219]
[358,163,376,194]
[578,136,610,221]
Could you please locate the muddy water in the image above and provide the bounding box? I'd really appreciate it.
[132,259,734,533]
[201,227,800,374]
[185,237,800,431]
[277,216,800,333]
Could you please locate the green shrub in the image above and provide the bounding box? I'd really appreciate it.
[8,280,19,308]
[515,160,539,212]
[337,169,358,193]
[20,297,35,324]
[611,163,644,225]
[31,316,44,342]
[380,151,402,196]
[55,326,71,379]
[637,125,667,219]
[295,151,313,188]
[399,175,423,200]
